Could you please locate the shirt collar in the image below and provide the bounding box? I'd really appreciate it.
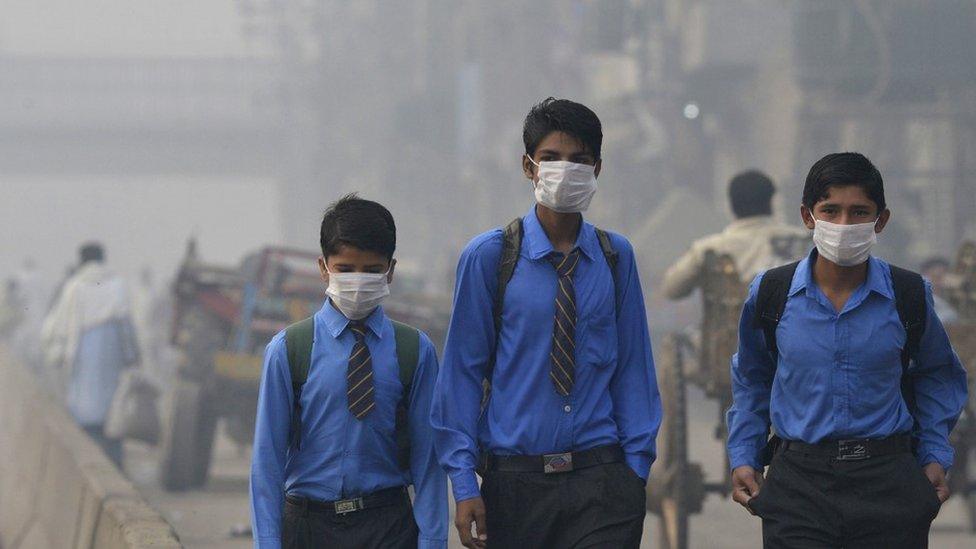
[317,299,386,339]
[522,206,599,262]
[789,248,893,300]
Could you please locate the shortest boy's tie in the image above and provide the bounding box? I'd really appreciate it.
[347,321,375,419]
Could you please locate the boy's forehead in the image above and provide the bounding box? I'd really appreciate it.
[535,131,592,156]
[816,185,877,207]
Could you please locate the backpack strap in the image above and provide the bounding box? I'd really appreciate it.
[285,316,315,450]
[751,262,799,466]
[391,320,420,471]
[594,227,621,311]
[753,261,801,361]
[888,265,927,436]
[493,218,524,340]
[594,228,619,271]
[889,265,927,371]
[484,218,524,406]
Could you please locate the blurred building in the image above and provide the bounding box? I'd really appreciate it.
[791,0,976,264]
[3,0,974,288]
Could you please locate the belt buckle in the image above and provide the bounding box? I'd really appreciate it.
[334,497,364,514]
[837,440,870,461]
[543,452,574,474]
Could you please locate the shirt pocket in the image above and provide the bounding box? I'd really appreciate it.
[362,372,401,439]
[851,352,905,423]
[855,314,905,372]
[579,312,618,368]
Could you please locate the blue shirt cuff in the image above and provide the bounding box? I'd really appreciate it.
[450,469,481,502]
[624,453,651,482]
[418,536,448,549]
[916,447,953,471]
[254,538,281,549]
[728,444,763,471]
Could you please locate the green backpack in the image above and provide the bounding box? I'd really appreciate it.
[284,316,420,471]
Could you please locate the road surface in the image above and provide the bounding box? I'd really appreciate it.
[124,386,976,548]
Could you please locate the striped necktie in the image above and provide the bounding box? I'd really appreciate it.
[549,249,581,396]
[346,321,375,419]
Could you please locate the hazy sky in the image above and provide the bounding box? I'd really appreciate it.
[0,0,255,57]
[1,176,282,292]
[0,1,280,289]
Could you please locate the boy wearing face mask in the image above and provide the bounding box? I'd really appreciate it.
[726,152,968,548]
[250,194,447,549]
[431,98,662,549]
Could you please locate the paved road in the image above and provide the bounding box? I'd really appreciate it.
[125,387,976,548]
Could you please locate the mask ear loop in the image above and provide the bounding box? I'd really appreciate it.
[525,154,542,188]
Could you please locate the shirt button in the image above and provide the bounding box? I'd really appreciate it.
[563,405,572,413]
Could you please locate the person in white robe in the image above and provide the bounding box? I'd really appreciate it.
[41,243,139,466]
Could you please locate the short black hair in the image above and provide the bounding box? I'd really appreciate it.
[728,170,775,218]
[79,242,105,264]
[320,194,396,261]
[802,152,886,212]
[523,97,602,159]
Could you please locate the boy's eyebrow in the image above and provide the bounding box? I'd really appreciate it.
[331,262,388,269]
[817,200,874,208]
[536,148,593,158]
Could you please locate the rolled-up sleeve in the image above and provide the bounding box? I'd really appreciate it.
[409,334,449,549]
[430,233,500,502]
[608,235,661,480]
[910,283,968,470]
[661,243,704,300]
[250,333,292,549]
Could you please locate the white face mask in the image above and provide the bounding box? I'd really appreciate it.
[812,217,878,266]
[527,155,598,213]
[325,268,391,320]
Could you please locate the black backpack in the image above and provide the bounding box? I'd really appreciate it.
[753,260,927,465]
[284,316,420,471]
[483,218,620,401]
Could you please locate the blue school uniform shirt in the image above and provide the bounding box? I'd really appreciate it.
[727,250,968,471]
[249,301,447,549]
[431,207,663,502]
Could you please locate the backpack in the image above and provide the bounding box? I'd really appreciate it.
[753,260,927,465]
[483,218,620,400]
[284,316,420,471]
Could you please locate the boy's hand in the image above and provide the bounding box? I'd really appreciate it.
[923,462,950,503]
[455,497,487,548]
[731,465,764,515]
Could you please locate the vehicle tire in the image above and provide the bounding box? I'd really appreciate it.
[176,307,226,382]
[158,378,217,490]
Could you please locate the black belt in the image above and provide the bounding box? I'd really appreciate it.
[285,486,407,515]
[479,444,624,474]
[780,435,912,461]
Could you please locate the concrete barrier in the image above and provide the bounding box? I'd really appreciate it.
[0,349,182,549]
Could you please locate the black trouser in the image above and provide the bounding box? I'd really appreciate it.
[480,461,646,549]
[749,447,942,548]
[282,488,418,549]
